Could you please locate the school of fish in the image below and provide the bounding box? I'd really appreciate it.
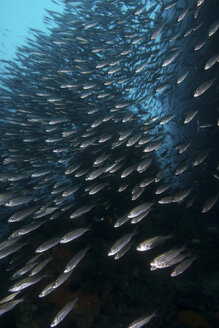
[0,0,218,327]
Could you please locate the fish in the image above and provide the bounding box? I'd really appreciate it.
[143,140,163,152]
[130,208,152,224]
[114,213,131,228]
[60,227,90,244]
[64,247,89,273]
[136,157,152,172]
[128,203,153,219]
[114,241,132,260]
[155,184,170,195]
[184,110,199,124]
[70,205,94,219]
[5,196,33,207]
[173,188,192,203]
[0,242,27,260]
[202,194,219,213]
[162,51,179,67]
[150,247,187,270]
[35,237,60,253]
[136,234,172,252]
[8,205,39,222]
[127,312,156,328]
[170,256,197,277]
[108,229,137,256]
[29,257,52,276]
[208,19,219,37]
[0,299,24,316]
[52,269,74,289]
[8,221,45,239]
[160,114,175,125]
[11,262,37,280]
[193,79,215,97]
[175,160,190,176]
[177,71,189,84]
[38,282,54,298]
[177,8,189,22]
[50,297,78,327]
[204,53,219,70]
[192,150,208,167]
[9,274,48,292]
[0,291,21,304]
[151,24,164,40]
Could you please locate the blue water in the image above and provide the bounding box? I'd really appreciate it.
[0,0,62,69]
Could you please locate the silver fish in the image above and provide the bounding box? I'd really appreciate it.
[29,257,52,276]
[177,71,189,84]
[204,52,219,70]
[140,176,155,188]
[52,269,74,289]
[155,184,170,195]
[121,164,136,178]
[89,183,108,195]
[130,208,152,224]
[193,79,215,97]
[177,8,189,22]
[9,221,45,239]
[50,297,78,327]
[70,205,94,219]
[114,213,130,228]
[0,242,27,260]
[137,234,171,251]
[9,274,48,292]
[173,188,192,203]
[108,230,137,256]
[150,247,186,269]
[0,237,20,251]
[114,242,132,260]
[60,227,90,244]
[5,196,33,207]
[38,282,54,298]
[0,291,20,304]
[35,237,60,253]
[151,24,164,40]
[171,257,197,277]
[143,140,162,152]
[175,160,190,175]
[160,114,175,124]
[193,150,208,166]
[131,187,145,201]
[127,312,156,328]
[128,203,153,218]
[162,51,179,67]
[86,167,106,181]
[208,19,219,37]
[64,247,89,273]
[158,196,173,204]
[11,262,37,280]
[0,298,23,316]
[136,157,152,172]
[184,110,199,124]
[202,194,218,213]
[8,205,39,223]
